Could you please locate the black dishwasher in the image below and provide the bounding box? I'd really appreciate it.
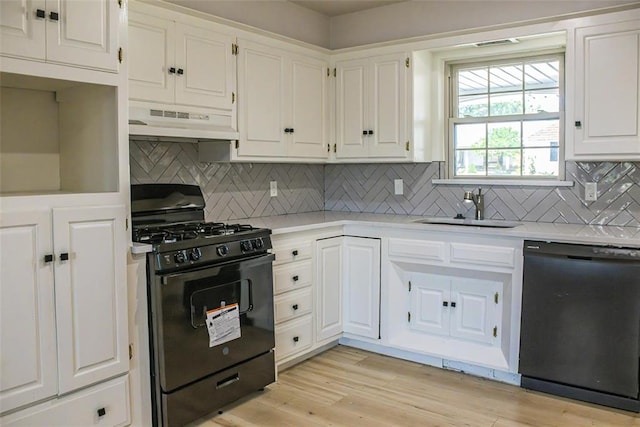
[519,240,640,412]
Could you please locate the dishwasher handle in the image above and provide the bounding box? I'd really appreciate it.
[524,240,640,261]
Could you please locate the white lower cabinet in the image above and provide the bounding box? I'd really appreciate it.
[342,237,380,339]
[408,273,501,345]
[0,205,129,418]
[272,233,316,366]
[315,237,343,342]
[1,375,130,427]
[272,230,381,368]
[385,235,521,373]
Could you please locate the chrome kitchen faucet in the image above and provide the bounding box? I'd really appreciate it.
[463,188,484,220]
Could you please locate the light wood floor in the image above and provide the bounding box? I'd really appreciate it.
[189,345,640,427]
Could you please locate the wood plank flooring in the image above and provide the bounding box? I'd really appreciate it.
[188,345,640,427]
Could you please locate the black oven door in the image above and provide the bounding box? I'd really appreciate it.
[150,253,275,393]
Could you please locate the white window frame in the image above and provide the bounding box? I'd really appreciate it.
[446,52,566,181]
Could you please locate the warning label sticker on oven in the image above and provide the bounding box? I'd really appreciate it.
[205,303,241,348]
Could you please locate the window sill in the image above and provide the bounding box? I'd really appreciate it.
[432,179,574,187]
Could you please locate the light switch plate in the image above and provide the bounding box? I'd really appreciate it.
[585,182,597,201]
[270,181,277,197]
[394,179,403,195]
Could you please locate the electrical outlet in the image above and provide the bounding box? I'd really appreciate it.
[270,181,277,197]
[585,182,597,201]
[394,179,403,195]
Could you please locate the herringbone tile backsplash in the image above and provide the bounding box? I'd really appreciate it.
[130,141,324,221]
[325,162,640,226]
[130,140,640,226]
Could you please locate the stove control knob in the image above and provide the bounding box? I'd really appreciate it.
[253,238,264,249]
[240,240,253,252]
[216,245,229,257]
[189,248,202,261]
[174,251,187,264]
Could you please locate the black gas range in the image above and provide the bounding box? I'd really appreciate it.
[131,184,275,427]
[131,183,273,270]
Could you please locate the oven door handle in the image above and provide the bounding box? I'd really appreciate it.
[158,253,275,282]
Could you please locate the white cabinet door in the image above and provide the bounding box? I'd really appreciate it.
[0,0,46,60]
[174,23,235,110]
[316,237,343,341]
[45,0,119,71]
[238,40,287,157]
[369,53,408,158]
[342,237,380,339]
[449,278,501,345]
[128,10,175,104]
[336,58,368,158]
[0,211,57,413]
[53,205,128,394]
[288,54,328,159]
[408,273,450,337]
[571,20,640,158]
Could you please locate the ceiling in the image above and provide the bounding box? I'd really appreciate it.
[289,0,406,17]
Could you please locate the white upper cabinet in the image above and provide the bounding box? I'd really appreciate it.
[128,7,235,111]
[0,0,119,72]
[237,39,329,161]
[336,52,409,160]
[288,54,329,159]
[128,11,175,104]
[568,19,640,160]
[237,39,287,157]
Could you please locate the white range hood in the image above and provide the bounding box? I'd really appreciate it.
[128,105,239,142]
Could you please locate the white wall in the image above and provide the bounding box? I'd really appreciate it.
[329,0,640,49]
[165,0,640,49]
[164,0,331,48]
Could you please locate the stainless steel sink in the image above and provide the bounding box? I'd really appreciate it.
[413,217,522,228]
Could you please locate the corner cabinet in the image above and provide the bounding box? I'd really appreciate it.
[0,206,129,415]
[567,19,640,160]
[128,5,236,112]
[342,237,380,339]
[236,39,329,162]
[0,0,120,72]
[335,52,411,161]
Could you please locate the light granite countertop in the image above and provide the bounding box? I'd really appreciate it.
[241,211,640,248]
[131,211,640,255]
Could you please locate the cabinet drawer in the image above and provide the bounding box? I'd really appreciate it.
[1,375,130,427]
[275,316,313,361]
[450,243,515,268]
[388,238,446,262]
[273,240,312,265]
[274,288,313,324]
[273,260,312,295]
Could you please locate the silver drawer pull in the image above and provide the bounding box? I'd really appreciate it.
[216,373,240,389]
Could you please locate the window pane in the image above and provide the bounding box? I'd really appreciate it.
[525,88,559,113]
[458,94,488,117]
[455,150,486,176]
[489,92,523,116]
[523,119,559,147]
[455,123,486,149]
[488,149,521,176]
[488,122,521,148]
[524,60,559,90]
[458,67,488,96]
[523,148,559,176]
[490,64,522,93]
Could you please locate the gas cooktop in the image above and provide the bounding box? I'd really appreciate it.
[132,221,259,245]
